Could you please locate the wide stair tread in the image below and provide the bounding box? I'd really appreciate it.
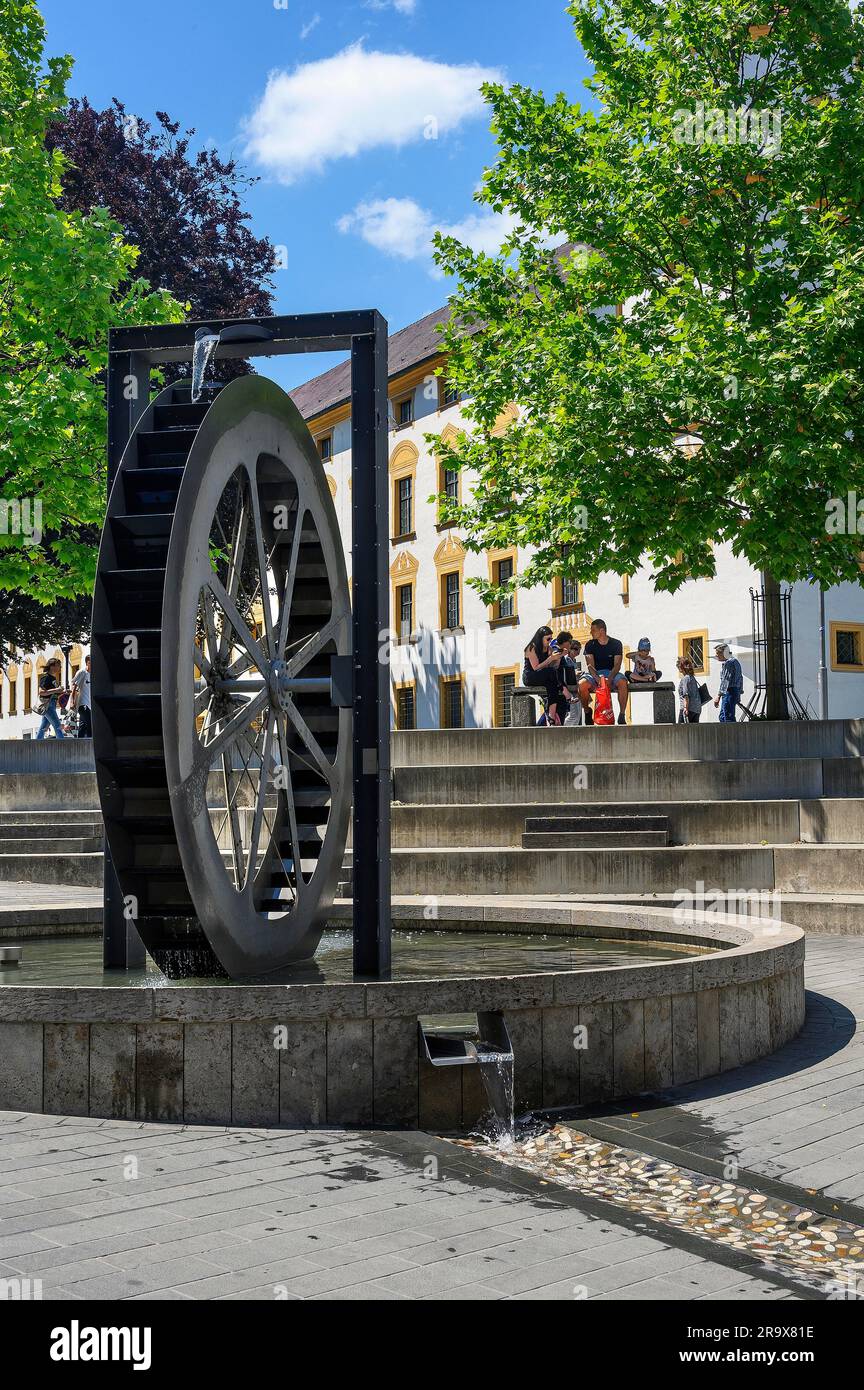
[525,815,669,833]
[522,830,669,848]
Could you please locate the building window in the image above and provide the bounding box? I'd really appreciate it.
[487,548,517,625]
[394,393,414,428]
[436,428,461,527]
[439,379,460,409]
[831,622,864,671]
[390,441,418,543]
[8,677,17,718]
[552,575,583,612]
[395,683,416,730]
[442,570,461,630]
[678,629,709,675]
[492,669,518,728]
[494,555,514,620]
[318,434,333,463]
[620,574,630,606]
[397,583,413,643]
[440,676,464,729]
[395,475,413,538]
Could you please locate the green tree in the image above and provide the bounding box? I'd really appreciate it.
[435,0,864,716]
[0,0,183,612]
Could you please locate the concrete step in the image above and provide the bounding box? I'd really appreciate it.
[0,836,102,855]
[0,739,96,773]
[0,820,102,837]
[0,853,102,887]
[0,772,99,811]
[393,720,864,767]
[522,830,669,848]
[554,892,864,936]
[391,798,864,847]
[525,815,670,833]
[395,758,864,806]
[389,843,864,896]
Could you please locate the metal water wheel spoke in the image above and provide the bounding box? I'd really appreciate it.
[207,571,269,678]
[283,616,339,680]
[282,696,336,791]
[245,710,276,891]
[247,471,277,659]
[275,505,306,659]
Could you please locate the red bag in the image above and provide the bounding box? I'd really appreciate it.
[593,676,615,726]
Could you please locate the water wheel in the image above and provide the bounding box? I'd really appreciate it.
[92,375,351,978]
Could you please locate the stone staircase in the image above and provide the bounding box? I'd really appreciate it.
[386,720,864,933]
[0,810,104,886]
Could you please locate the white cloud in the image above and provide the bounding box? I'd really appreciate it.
[366,0,418,12]
[243,43,502,183]
[300,14,321,39]
[337,196,519,275]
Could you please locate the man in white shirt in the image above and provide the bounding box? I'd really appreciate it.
[72,654,91,738]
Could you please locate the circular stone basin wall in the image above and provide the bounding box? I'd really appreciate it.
[0,903,804,1130]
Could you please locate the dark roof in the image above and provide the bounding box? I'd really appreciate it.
[289,243,576,424]
[289,303,450,423]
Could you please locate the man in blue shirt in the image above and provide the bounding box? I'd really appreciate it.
[713,642,744,722]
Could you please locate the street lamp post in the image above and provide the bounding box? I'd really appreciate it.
[817,586,828,721]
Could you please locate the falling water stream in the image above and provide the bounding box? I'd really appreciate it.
[472,1040,515,1145]
[191,329,220,402]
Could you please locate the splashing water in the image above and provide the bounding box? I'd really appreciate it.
[472,1040,515,1147]
[192,330,220,402]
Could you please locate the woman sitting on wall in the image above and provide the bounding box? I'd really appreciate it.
[522,626,565,725]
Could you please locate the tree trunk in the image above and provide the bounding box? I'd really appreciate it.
[763,570,790,720]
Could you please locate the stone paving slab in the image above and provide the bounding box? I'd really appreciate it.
[562,935,864,1211]
[0,1111,806,1301]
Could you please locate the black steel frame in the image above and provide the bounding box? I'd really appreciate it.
[104,311,392,978]
[740,584,809,721]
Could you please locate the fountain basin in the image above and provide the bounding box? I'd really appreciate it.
[0,902,804,1131]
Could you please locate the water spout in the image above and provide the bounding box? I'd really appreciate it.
[192,328,220,402]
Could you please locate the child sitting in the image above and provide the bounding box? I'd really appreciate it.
[627,637,661,683]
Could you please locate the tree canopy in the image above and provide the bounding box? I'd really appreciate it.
[46,97,276,339]
[434,0,864,604]
[0,0,184,612]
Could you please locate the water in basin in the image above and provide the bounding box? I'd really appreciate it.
[0,928,711,988]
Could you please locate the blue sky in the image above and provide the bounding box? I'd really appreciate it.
[40,0,592,391]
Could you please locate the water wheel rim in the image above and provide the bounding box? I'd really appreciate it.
[161,376,351,977]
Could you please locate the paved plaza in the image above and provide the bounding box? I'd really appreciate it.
[1,934,861,1300]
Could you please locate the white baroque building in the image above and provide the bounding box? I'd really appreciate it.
[290,304,864,730]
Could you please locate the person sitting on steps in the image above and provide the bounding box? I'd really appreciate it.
[579,618,629,725]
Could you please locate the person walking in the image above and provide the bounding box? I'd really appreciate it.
[35,658,69,740]
[676,656,702,723]
[713,643,744,722]
[72,654,92,738]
